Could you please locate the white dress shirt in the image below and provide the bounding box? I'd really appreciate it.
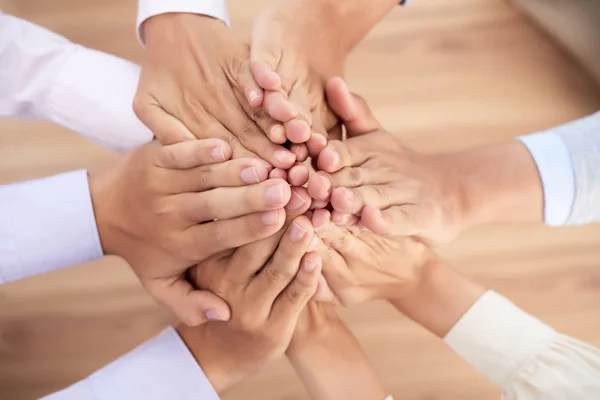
[0,10,216,400]
[2,3,599,400]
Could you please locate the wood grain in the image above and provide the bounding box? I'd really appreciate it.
[1,0,599,399]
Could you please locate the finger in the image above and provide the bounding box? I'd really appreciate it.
[181,179,291,222]
[169,157,271,193]
[310,200,329,210]
[306,133,327,157]
[148,277,231,327]
[312,275,337,303]
[325,76,381,136]
[232,187,312,268]
[239,60,265,108]
[284,87,312,143]
[251,63,282,92]
[316,139,371,173]
[133,97,196,145]
[330,184,397,215]
[156,139,233,169]
[263,91,298,122]
[286,186,311,212]
[288,163,310,187]
[311,208,331,230]
[183,208,286,262]
[227,116,297,169]
[359,205,422,237]
[268,124,287,144]
[251,215,315,301]
[270,252,321,324]
[307,171,334,202]
[270,168,288,180]
[331,210,359,227]
[290,143,309,162]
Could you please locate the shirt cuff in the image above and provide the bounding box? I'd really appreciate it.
[518,132,575,226]
[444,291,558,388]
[136,0,230,44]
[43,327,219,400]
[0,170,103,284]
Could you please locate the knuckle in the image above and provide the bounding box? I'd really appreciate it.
[285,284,311,304]
[347,167,365,186]
[264,262,297,284]
[236,122,261,146]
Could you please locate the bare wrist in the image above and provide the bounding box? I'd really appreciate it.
[391,259,486,338]
[447,141,544,228]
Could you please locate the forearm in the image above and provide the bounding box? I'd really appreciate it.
[287,306,388,400]
[448,140,544,229]
[389,259,486,338]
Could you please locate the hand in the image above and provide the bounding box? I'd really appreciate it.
[309,77,543,244]
[134,13,299,169]
[308,78,473,244]
[245,0,347,155]
[310,208,434,307]
[89,139,292,325]
[184,209,320,393]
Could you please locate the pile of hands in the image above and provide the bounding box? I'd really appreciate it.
[89,4,487,393]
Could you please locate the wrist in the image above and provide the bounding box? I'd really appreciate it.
[143,13,226,48]
[88,170,119,256]
[176,324,238,394]
[446,141,544,229]
[287,303,341,355]
[391,259,486,338]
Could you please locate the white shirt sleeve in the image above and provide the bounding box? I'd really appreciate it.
[137,0,230,44]
[518,132,575,226]
[444,291,600,400]
[0,170,104,284]
[42,327,220,400]
[0,12,152,153]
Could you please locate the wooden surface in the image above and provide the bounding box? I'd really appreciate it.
[1,0,600,399]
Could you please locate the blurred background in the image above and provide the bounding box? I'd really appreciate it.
[1,0,600,399]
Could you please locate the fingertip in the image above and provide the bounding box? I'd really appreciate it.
[273,149,297,169]
[307,172,332,201]
[360,205,387,234]
[290,143,309,162]
[285,119,311,144]
[301,252,322,273]
[317,146,341,173]
[268,124,287,144]
[312,208,331,230]
[307,133,327,157]
[247,88,264,108]
[269,167,287,180]
[330,187,356,214]
[288,163,309,187]
[252,62,281,91]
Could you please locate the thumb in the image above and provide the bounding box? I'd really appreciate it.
[133,96,196,145]
[250,25,282,91]
[325,76,381,137]
[150,278,231,326]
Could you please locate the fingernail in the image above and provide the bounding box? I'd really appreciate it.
[325,148,340,166]
[357,221,369,231]
[271,125,284,139]
[241,166,260,183]
[211,147,226,161]
[205,309,223,321]
[302,256,317,272]
[318,174,331,190]
[341,187,355,200]
[332,213,349,225]
[265,183,285,204]
[271,70,281,81]
[286,191,307,210]
[290,221,307,241]
[248,90,260,105]
[274,150,295,165]
[307,236,319,252]
[262,210,280,225]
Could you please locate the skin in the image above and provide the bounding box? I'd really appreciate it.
[183,208,320,392]
[287,302,390,400]
[308,77,544,245]
[135,13,303,169]
[88,139,292,325]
